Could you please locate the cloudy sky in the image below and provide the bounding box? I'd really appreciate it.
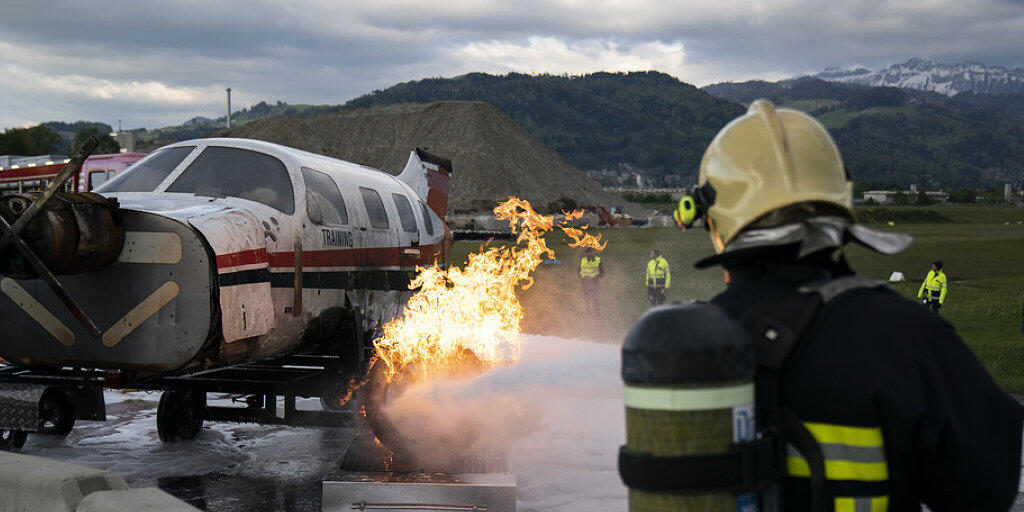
[2,0,1023,129]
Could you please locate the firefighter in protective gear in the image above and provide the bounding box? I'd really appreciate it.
[579,247,604,317]
[672,100,1023,511]
[917,260,947,313]
[644,249,670,306]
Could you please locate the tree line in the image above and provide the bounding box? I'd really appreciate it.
[0,124,119,157]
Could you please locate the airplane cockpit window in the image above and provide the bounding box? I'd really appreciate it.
[95,146,194,193]
[166,146,295,214]
[359,187,390,229]
[302,167,348,225]
[391,193,417,233]
[420,202,435,236]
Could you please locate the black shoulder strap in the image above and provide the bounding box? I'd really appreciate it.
[744,275,887,372]
[741,274,887,512]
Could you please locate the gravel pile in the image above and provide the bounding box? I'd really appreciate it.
[219,101,636,214]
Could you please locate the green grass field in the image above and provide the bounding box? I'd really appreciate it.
[780,99,842,112]
[817,106,915,129]
[450,205,1024,393]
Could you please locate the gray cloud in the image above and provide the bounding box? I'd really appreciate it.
[1,0,1022,129]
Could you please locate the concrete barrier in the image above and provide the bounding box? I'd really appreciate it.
[0,451,128,512]
[75,488,200,512]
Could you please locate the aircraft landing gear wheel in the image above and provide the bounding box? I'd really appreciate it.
[0,429,27,451]
[157,391,205,443]
[38,390,75,436]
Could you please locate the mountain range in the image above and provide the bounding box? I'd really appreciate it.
[816,58,1024,96]
[702,77,1024,188]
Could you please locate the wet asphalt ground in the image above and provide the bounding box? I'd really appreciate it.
[17,392,356,512]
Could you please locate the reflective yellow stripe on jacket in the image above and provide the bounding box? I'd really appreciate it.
[787,422,889,510]
[787,422,888,481]
[580,257,601,278]
[835,496,889,512]
[917,270,947,304]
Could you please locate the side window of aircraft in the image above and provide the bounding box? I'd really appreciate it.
[420,202,435,236]
[95,146,195,193]
[302,167,348,225]
[360,187,390,229]
[392,193,417,233]
[167,146,295,214]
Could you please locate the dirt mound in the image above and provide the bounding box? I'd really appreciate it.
[220,101,634,213]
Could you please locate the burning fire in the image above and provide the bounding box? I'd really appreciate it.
[371,197,605,386]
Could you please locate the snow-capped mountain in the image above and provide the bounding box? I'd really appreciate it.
[816,58,1024,96]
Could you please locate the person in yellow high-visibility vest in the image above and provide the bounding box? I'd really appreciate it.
[645,249,671,306]
[579,247,604,317]
[918,260,947,314]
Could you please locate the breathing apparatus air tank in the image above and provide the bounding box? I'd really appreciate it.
[619,302,769,512]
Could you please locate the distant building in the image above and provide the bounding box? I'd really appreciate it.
[862,190,948,205]
[114,131,138,153]
[863,190,896,204]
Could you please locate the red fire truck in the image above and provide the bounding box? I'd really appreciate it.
[0,153,146,196]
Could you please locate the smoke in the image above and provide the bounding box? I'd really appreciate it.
[520,258,647,343]
[381,375,543,468]
[379,335,627,510]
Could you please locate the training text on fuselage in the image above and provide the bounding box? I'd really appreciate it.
[321,228,354,248]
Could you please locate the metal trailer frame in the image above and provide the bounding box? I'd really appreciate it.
[1,351,358,419]
[0,322,372,449]
[0,279,378,446]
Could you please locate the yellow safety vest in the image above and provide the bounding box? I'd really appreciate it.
[580,256,602,278]
[645,256,671,288]
[918,270,947,304]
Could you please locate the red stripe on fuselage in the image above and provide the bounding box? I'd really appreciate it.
[216,248,269,269]
[215,244,444,270]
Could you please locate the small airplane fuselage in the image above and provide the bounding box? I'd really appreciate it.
[0,138,453,374]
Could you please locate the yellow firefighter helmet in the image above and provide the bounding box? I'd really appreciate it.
[698,100,854,248]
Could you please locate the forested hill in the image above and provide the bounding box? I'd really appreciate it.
[703,78,1024,188]
[344,72,744,184]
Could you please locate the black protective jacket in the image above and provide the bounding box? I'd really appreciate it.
[711,255,1023,511]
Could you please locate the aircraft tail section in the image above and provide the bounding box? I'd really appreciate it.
[397,148,452,220]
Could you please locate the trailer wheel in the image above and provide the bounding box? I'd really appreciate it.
[38,389,75,436]
[0,429,27,451]
[157,391,205,442]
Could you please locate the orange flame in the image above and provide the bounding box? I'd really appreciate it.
[371,198,604,385]
[562,224,607,251]
[560,209,606,250]
[561,209,585,221]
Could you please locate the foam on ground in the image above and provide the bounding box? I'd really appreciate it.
[12,335,628,511]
